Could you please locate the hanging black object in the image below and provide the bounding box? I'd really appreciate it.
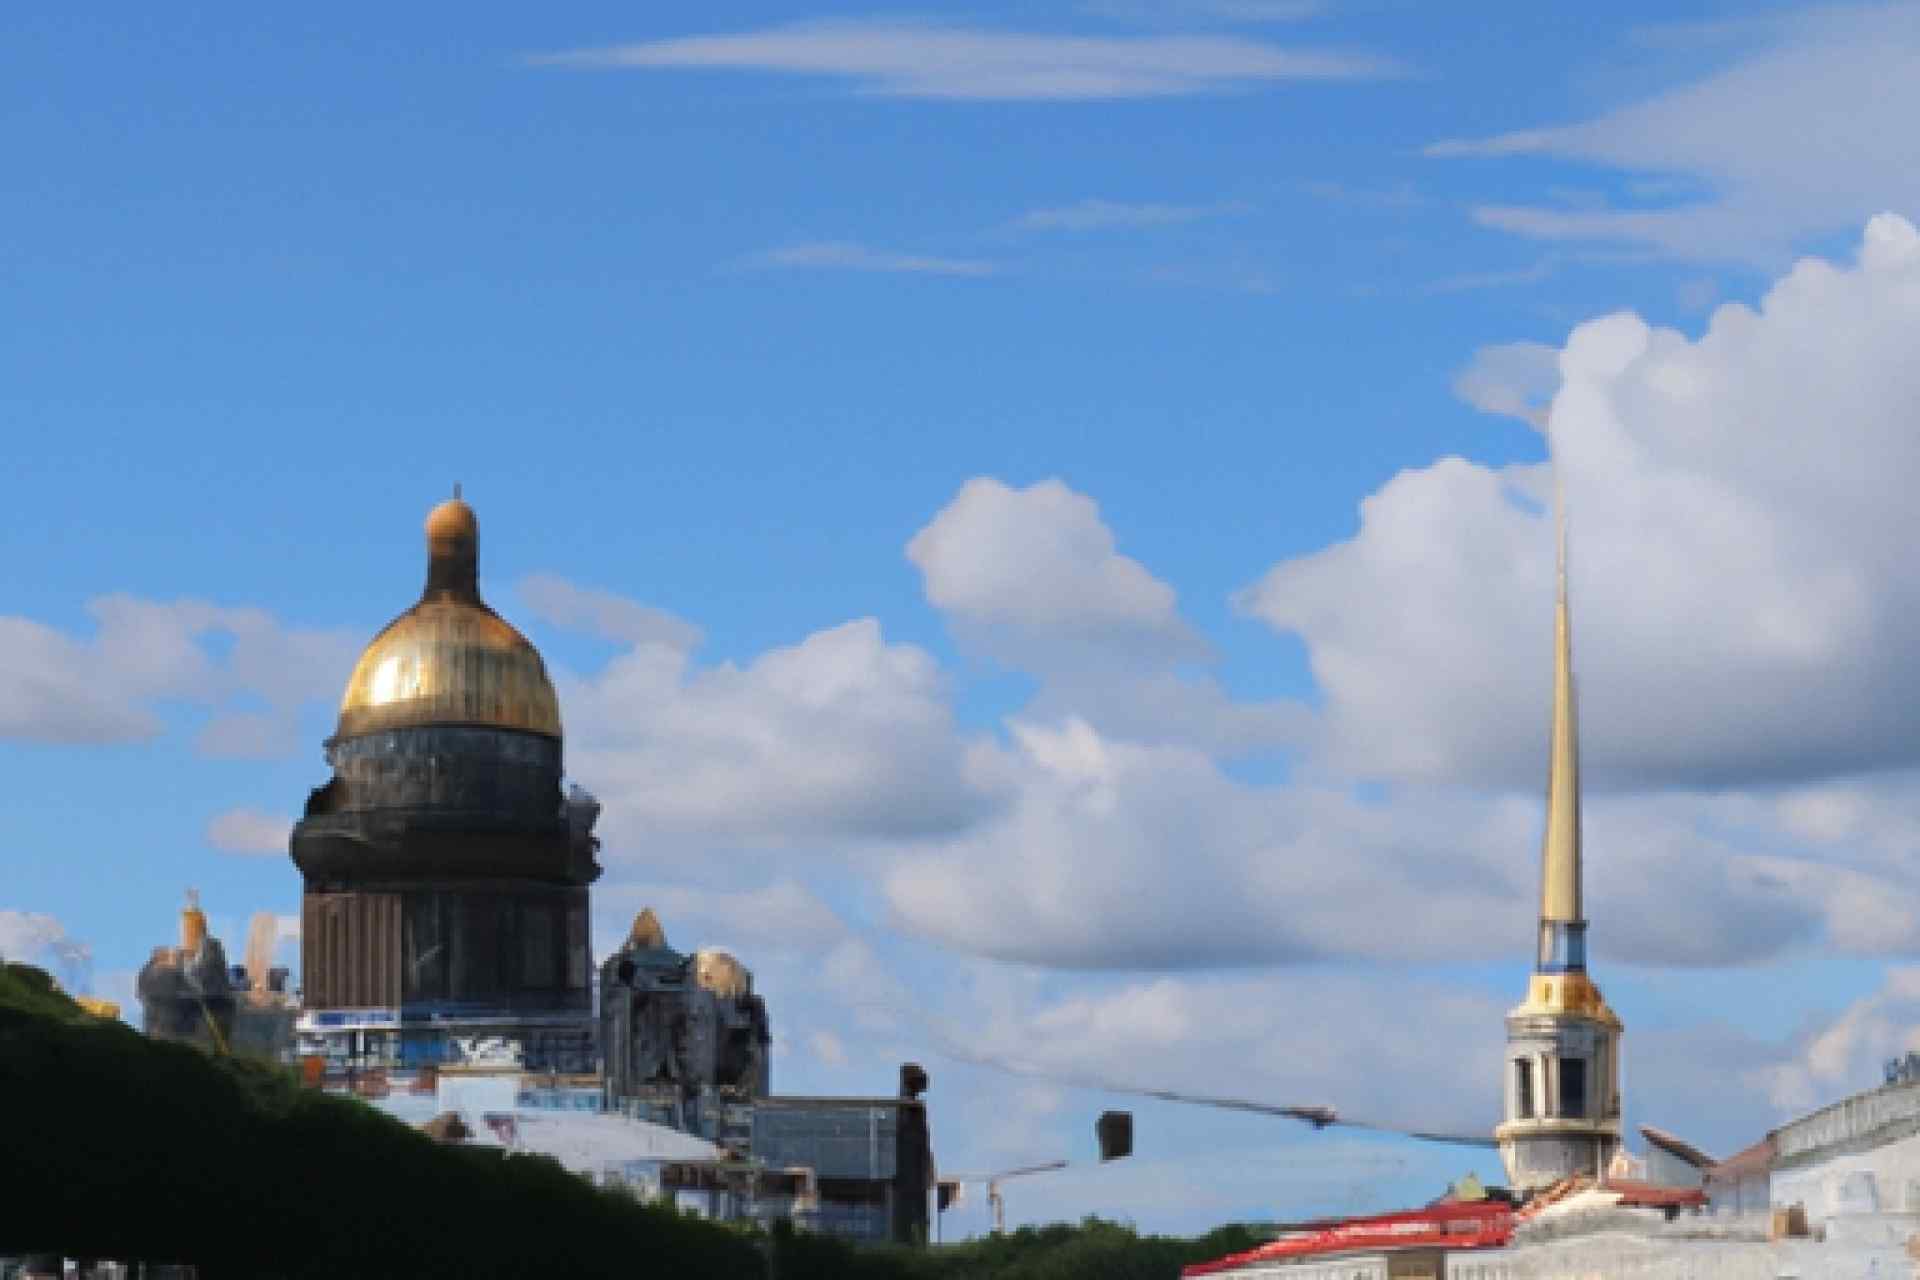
[1097,1110,1133,1162]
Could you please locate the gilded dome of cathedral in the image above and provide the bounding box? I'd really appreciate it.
[334,496,562,741]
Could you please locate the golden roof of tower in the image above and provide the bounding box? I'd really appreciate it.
[334,497,562,740]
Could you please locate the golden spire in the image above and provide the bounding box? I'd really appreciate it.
[1537,472,1584,964]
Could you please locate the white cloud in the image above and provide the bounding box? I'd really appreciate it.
[559,616,991,861]
[746,241,998,277]
[0,596,358,754]
[518,574,703,651]
[596,879,848,955]
[0,910,91,994]
[1753,967,1920,1115]
[206,808,293,857]
[0,910,72,966]
[1451,339,1560,426]
[1012,198,1251,232]
[882,717,1828,970]
[1426,7,1920,263]
[533,20,1397,101]
[1018,668,1309,760]
[0,616,161,743]
[908,476,1303,759]
[909,477,1202,666]
[196,711,295,759]
[1239,217,1920,791]
[940,968,1509,1139]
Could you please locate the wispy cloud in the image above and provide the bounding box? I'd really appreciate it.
[1013,197,1252,232]
[1300,178,1423,210]
[1449,340,1559,426]
[746,241,999,277]
[518,573,703,652]
[206,808,292,857]
[1423,256,1559,294]
[1424,246,1654,295]
[1083,0,1328,25]
[532,20,1398,101]
[1184,0,1327,20]
[1422,5,1920,263]
[1143,262,1280,294]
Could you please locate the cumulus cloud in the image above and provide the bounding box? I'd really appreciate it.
[933,967,1509,1139]
[745,241,998,277]
[596,879,848,955]
[907,477,1302,758]
[518,573,703,651]
[206,808,293,857]
[0,616,162,743]
[1426,7,1920,262]
[1753,967,1920,1115]
[0,596,358,754]
[881,717,1832,970]
[533,20,1396,101]
[558,616,992,861]
[1240,217,1920,791]
[909,477,1202,666]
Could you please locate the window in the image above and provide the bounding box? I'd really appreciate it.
[1514,1059,1534,1118]
[1559,1056,1587,1118]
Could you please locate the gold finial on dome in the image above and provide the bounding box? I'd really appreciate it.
[333,495,562,740]
[424,489,480,601]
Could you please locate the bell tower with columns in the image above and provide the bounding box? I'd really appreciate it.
[1494,491,1624,1191]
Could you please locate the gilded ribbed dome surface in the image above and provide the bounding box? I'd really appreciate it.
[334,497,563,740]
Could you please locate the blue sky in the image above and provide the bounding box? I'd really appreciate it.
[11,0,1920,1237]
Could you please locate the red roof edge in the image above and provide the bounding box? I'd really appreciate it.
[1181,1201,1514,1277]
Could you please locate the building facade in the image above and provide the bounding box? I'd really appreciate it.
[600,907,774,1147]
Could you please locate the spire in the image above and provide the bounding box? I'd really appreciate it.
[1537,471,1586,970]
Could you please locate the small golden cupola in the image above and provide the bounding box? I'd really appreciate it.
[334,491,562,741]
[1495,485,1625,1191]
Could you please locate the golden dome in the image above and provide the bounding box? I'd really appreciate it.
[334,497,562,740]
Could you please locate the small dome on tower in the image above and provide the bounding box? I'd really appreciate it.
[334,495,562,740]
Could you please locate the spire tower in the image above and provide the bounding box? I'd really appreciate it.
[1495,481,1624,1191]
[1538,484,1584,971]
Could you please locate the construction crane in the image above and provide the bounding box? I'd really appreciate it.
[941,1159,1071,1236]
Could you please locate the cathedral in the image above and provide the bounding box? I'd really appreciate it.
[289,494,603,1073]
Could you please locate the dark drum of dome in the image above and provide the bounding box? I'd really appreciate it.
[319,725,562,818]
